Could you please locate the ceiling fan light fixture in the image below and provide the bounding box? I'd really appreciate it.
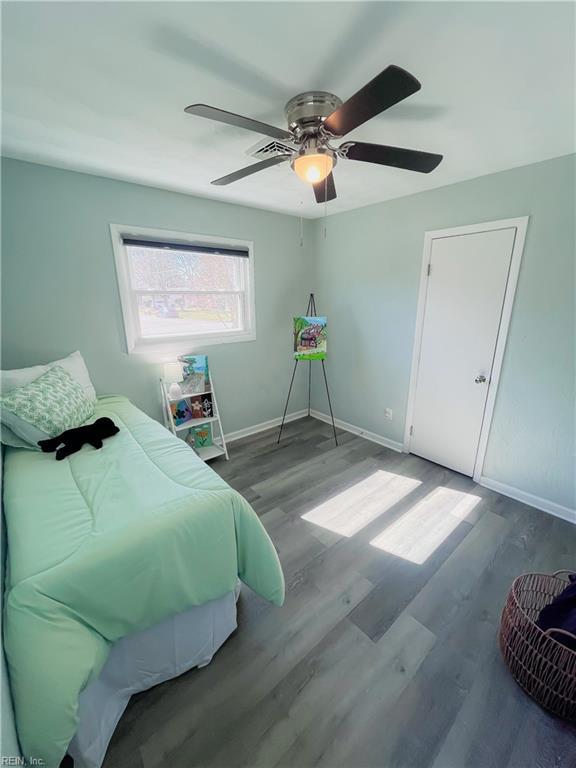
[292,151,333,185]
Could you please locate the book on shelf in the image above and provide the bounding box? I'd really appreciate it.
[188,392,214,420]
[170,399,193,426]
[179,354,210,394]
[186,423,213,449]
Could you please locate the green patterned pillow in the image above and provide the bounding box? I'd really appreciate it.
[0,365,94,440]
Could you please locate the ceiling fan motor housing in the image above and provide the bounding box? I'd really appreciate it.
[284,91,343,137]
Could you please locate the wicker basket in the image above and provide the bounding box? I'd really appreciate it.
[499,571,576,720]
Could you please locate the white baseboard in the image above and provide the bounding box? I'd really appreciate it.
[479,476,576,524]
[225,408,403,453]
[310,409,403,453]
[225,409,308,443]
[224,412,574,526]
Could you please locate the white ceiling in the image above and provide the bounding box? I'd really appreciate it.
[2,1,574,218]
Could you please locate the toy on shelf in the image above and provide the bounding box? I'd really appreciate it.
[163,362,184,399]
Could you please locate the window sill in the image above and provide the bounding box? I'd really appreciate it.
[128,331,257,360]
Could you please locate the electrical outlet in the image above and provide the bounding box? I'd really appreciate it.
[384,408,393,420]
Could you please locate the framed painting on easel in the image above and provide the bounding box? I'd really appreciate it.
[278,294,337,446]
[294,316,327,360]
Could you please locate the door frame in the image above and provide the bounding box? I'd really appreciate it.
[403,216,529,481]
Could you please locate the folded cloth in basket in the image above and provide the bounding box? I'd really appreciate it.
[536,574,576,650]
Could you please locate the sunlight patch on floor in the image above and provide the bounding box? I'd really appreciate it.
[369,486,481,564]
[301,470,421,537]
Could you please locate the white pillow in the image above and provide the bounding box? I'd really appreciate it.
[0,351,96,402]
[0,423,35,450]
[1,409,48,449]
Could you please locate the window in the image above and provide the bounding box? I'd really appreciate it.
[111,225,255,355]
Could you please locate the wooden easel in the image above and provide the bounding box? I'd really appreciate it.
[277,293,338,446]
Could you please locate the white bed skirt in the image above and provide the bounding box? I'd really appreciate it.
[68,588,239,768]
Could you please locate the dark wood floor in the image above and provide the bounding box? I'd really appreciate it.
[104,417,576,768]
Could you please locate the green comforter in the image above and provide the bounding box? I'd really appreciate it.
[3,396,284,766]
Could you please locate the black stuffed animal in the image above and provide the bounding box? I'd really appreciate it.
[38,417,119,460]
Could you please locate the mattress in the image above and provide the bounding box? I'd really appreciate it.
[3,396,284,767]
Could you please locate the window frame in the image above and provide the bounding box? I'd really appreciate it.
[110,223,256,357]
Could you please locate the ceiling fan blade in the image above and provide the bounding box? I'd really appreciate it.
[211,155,290,186]
[185,104,292,140]
[313,172,337,203]
[323,65,421,137]
[340,141,442,173]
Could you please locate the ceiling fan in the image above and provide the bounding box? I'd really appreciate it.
[184,65,443,203]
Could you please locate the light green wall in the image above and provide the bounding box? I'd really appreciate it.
[311,154,575,511]
[1,158,311,431]
[1,155,574,511]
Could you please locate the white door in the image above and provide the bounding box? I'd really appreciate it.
[409,226,517,476]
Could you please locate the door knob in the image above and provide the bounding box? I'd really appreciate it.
[475,374,487,384]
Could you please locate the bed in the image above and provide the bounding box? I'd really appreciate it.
[2,396,284,768]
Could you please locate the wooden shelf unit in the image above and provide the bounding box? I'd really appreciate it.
[160,377,229,461]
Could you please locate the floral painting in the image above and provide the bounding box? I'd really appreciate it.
[294,316,327,360]
[189,393,213,420]
[189,423,212,448]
